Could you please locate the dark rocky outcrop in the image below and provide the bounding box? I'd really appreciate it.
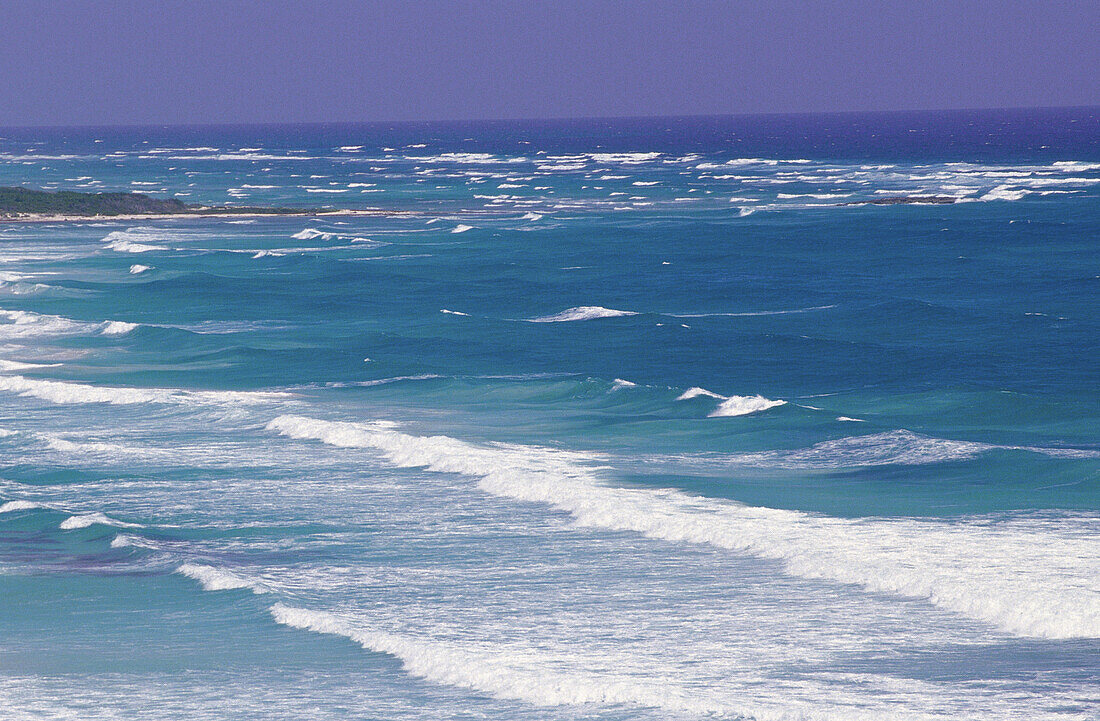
[840,195,958,206]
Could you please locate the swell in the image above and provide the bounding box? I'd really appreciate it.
[725,429,1100,468]
[267,414,1100,639]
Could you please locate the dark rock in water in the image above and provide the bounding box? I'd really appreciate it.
[840,195,958,206]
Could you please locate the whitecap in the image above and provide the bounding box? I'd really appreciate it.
[100,321,138,336]
[292,228,336,240]
[978,185,1030,202]
[60,512,142,530]
[102,230,171,253]
[709,395,787,417]
[0,500,41,513]
[176,563,267,593]
[0,359,59,371]
[676,387,724,401]
[528,306,638,323]
[128,264,151,274]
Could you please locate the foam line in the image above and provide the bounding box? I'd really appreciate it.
[0,375,289,406]
[269,604,740,715]
[267,415,1100,639]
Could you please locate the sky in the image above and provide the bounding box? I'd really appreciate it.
[0,0,1097,126]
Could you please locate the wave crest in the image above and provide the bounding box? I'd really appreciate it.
[267,414,1100,639]
[529,306,638,323]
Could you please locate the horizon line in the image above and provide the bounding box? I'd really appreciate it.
[1,103,1096,132]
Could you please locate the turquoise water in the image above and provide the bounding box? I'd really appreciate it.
[0,110,1097,720]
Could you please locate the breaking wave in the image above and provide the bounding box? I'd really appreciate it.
[100,321,138,336]
[176,563,267,593]
[528,306,638,322]
[675,387,787,417]
[267,414,1100,639]
[676,387,724,400]
[0,375,289,406]
[709,395,787,417]
[0,500,43,513]
[59,512,142,530]
[269,604,738,715]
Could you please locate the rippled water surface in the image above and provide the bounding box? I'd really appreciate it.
[0,110,1097,720]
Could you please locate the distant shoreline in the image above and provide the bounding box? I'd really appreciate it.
[0,208,404,223]
[0,186,409,223]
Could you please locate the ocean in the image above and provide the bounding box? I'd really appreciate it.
[0,108,1097,720]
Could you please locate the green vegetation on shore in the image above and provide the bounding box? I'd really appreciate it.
[0,186,320,218]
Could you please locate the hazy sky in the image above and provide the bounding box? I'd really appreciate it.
[1,0,1097,126]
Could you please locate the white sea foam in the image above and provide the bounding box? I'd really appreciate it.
[732,430,988,468]
[440,309,469,316]
[777,193,851,200]
[451,224,473,233]
[669,304,836,318]
[590,152,662,164]
[738,207,757,217]
[0,375,288,406]
[109,533,160,549]
[520,212,543,221]
[676,387,724,400]
[728,430,1100,468]
[529,306,638,322]
[177,563,267,593]
[0,309,88,338]
[978,185,1030,202]
[0,309,139,340]
[675,387,786,416]
[102,230,170,253]
[100,321,138,336]
[0,274,52,295]
[128,264,151,274]
[348,374,444,388]
[106,240,167,253]
[837,416,866,422]
[267,414,1100,639]
[610,378,637,391]
[709,395,787,417]
[60,512,142,530]
[0,500,42,513]
[1049,161,1100,172]
[0,359,58,371]
[292,228,336,240]
[269,604,735,715]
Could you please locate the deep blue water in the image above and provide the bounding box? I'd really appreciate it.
[0,109,1097,720]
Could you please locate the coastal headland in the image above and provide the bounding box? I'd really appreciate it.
[0,186,395,221]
